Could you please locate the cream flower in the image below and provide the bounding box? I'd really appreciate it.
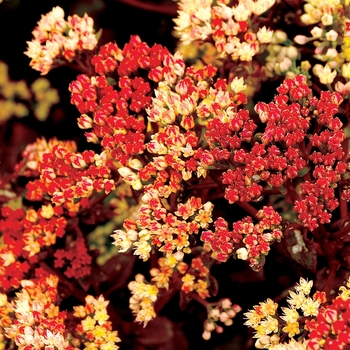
[313,63,337,84]
[270,338,308,349]
[257,27,274,44]
[342,62,350,78]
[230,76,247,93]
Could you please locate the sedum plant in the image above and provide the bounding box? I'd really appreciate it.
[2,1,350,349]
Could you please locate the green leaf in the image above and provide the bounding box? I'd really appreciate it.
[345,124,350,138]
[297,167,311,177]
[136,316,173,346]
[107,77,117,86]
[71,0,105,17]
[279,185,287,195]
[179,290,191,310]
[95,28,103,42]
[208,275,219,297]
[285,229,317,272]
[2,194,21,209]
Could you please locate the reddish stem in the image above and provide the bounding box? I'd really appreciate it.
[236,201,258,218]
[330,222,350,241]
[116,0,178,16]
[286,179,301,203]
[305,122,321,155]
[323,260,340,299]
[154,272,182,314]
[261,189,282,195]
[330,214,350,231]
[339,186,348,220]
[189,292,210,309]
[40,262,87,303]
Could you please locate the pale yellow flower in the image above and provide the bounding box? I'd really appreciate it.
[259,299,278,316]
[282,321,300,337]
[238,42,256,61]
[280,307,299,323]
[287,291,306,308]
[313,63,337,84]
[270,338,307,349]
[295,277,313,295]
[300,297,320,316]
[260,315,279,334]
[230,77,247,93]
[40,204,54,219]
[342,62,350,78]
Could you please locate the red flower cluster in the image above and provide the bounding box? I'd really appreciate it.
[25,141,115,213]
[295,179,339,231]
[306,296,350,349]
[54,237,92,279]
[201,217,242,262]
[202,206,282,271]
[71,36,182,165]
[0,205,67,291]
[204,74,348,231]
[181,256,210,299]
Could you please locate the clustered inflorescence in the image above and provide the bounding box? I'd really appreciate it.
[1,0,350,349]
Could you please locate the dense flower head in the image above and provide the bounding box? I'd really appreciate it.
[4,274,72,349]
[71,36,185,165]
[202,298,242,340]
[264,31,299,78]
[270,339,308,350]
[305,277,350,349]
[0,205,66,291]
[181,256,211,298]
[173,0,213,45]
[128,274,159,327]
[252,75,347,230]
[174,0,275,62]
[21,137,77,176]
[112,190,213,260]
[245,277,325,349]
[201,206,282,271]
[54,237,92,279]
[24,138,115,213]
[295,0,350,94]
[150,254,185,290]
[15,2,350,349]
[25,6,98,74]
[73,295,121,349]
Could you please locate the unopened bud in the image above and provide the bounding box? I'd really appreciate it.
[294,35,308,45]
[236,247,248,260]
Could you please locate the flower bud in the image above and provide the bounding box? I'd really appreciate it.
[128,158,143,170]
[294,35,308,45]
[215,326,224,333]
[204,321,215,332]
[272,30,287,44]
[78,114,93,129]
[301,60,311,71]
[236,247,248,260]
[342,63,350,78]
[202,331,211,340]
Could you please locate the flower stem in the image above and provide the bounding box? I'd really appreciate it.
[323,260,340,299]
[331,222,350,241]
[237,201,258,218]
